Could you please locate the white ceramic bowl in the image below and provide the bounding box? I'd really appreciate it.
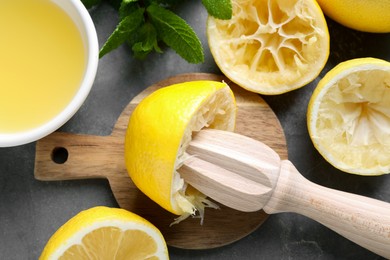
[0,0,99,147]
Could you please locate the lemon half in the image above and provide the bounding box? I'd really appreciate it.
[207,0,329,94]
[125,81,236,223]
[307,58,390,175]
[39,207,168,259]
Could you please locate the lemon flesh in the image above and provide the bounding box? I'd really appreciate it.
[308,58,390,175]
[207,0,329,94]
[39,207,168,260]
[125,81,236,222]
[317,0,390,33]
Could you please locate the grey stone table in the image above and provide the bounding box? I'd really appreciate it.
[1,2,389,259]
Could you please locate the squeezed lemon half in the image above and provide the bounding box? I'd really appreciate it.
[207,0,329,94]
[125,81,236,223]
[307,58,390,175]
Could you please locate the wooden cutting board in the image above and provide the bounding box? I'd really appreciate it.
[34,73,287,249]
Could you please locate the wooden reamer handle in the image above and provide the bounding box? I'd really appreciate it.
[264,160,390,258]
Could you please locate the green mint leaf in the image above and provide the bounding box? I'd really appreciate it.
[99,8,145,58]
[81,0,102,9]
[130,22,162,59]
[119,0,139,19]
[202,0,232,20]
[147,4,204,64]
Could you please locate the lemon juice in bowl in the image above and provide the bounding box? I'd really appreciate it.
[0,0,98,147]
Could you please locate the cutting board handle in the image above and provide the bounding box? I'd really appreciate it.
[34,132,124,181]
[264,160,390,258]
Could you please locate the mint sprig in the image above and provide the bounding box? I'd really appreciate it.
[147,4,204,63]
[82,0,232,64]
[99,8,145,58]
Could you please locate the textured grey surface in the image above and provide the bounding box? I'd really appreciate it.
[0,2,389,259]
